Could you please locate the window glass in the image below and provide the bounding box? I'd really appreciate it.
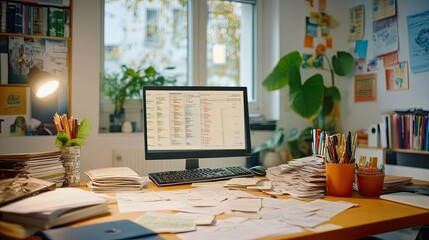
[101,0,256,133]
[104,0,188,83]
[207,0,255,100]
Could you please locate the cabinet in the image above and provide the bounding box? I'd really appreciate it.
[0,0,72,137]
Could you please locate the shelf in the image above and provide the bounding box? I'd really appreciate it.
[386,149,429,155]
[0,32,71,41]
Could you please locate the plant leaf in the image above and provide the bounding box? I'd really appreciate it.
[262,51,302,91]
[332,51,354,76]
[55,131,70,148]
[289,66,324,120]
[75,118,92,146]
[325,86,341,103]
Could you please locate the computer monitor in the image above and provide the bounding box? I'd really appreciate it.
[143,86,252,169]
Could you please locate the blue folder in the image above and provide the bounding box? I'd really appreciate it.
[36,219,163,240]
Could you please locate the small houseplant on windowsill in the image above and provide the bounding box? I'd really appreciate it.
[103,64,177,132]
[263,45,354,158]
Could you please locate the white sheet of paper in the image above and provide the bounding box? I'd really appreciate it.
[135,212,196,233]
[177,219,303,240]
[228,198,262,212]
[117,199,188,213]
[116,192,165,202]
[175,212,215,225]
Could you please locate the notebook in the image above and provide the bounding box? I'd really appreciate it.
[380,192,429,209]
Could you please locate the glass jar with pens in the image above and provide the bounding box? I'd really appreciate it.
[53,113,92,187]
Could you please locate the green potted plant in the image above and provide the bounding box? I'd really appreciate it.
[263,46,354,157]
[104,64,177,132]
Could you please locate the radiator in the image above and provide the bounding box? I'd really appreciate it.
[113,148,246,176]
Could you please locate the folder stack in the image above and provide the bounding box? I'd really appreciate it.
[0,151,65,187]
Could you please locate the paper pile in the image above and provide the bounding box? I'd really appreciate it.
[265,156,326,198]
[0,151,65,187]
[85,167,145,192]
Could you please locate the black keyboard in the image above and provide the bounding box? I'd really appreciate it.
[148,166,255,187]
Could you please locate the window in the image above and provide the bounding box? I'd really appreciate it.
[101,0,257,133]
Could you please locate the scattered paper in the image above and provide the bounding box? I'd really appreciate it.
[135,212,196,233]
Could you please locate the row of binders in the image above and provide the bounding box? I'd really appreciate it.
[378,110,429,151]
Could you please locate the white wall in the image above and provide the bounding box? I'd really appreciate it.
[341,0,429,133]
[274,0,429,136]
[1,0,428,180]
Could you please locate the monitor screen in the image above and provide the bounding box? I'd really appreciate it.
[143,86,252,169]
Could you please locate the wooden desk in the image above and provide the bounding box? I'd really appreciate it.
[70,181,429,240]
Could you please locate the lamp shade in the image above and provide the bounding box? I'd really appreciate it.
[28,67,59,98]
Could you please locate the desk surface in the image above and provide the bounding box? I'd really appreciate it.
[68,180,429,240]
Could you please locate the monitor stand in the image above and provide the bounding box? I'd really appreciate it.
[186,158,199,170]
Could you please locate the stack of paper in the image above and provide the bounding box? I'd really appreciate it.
[382,175,413,194]
[85,167,146,192]
[265,156,326,198]
[0,188,109,239]
[0,151,65,187]
[224,178,272,191]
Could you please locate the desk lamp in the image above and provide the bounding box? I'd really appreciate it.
[28,67,59,98]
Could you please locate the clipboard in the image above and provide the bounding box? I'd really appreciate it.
[0,174,56,206]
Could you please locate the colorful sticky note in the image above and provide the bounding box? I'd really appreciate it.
[304,36,314,48]
[326,36,333,48]
[354,39,368,58]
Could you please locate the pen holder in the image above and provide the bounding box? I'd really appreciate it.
[61,146,81,187]
[325,163,355,197]
[357,173,385,197]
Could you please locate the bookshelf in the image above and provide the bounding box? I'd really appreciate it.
[0,0,72,137]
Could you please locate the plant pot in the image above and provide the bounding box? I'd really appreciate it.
[357,173,385,197]
[260,151,284,168]
[109,112,124,132]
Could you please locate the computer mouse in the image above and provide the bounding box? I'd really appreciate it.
[249,165,267,176]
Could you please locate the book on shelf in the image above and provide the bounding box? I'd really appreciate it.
[1,2,69,37]
[6,2,16,33]
[0,1,7,33]
[48,7,64,37]
[379,110,429,151]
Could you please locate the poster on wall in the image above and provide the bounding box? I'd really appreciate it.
[0,86,31,136]
[349,4,365,41]
[355,73,377,102]
[372,16,399,57]
[406,9,429,73]
[372,0,396,21]
[385,61,409,91]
